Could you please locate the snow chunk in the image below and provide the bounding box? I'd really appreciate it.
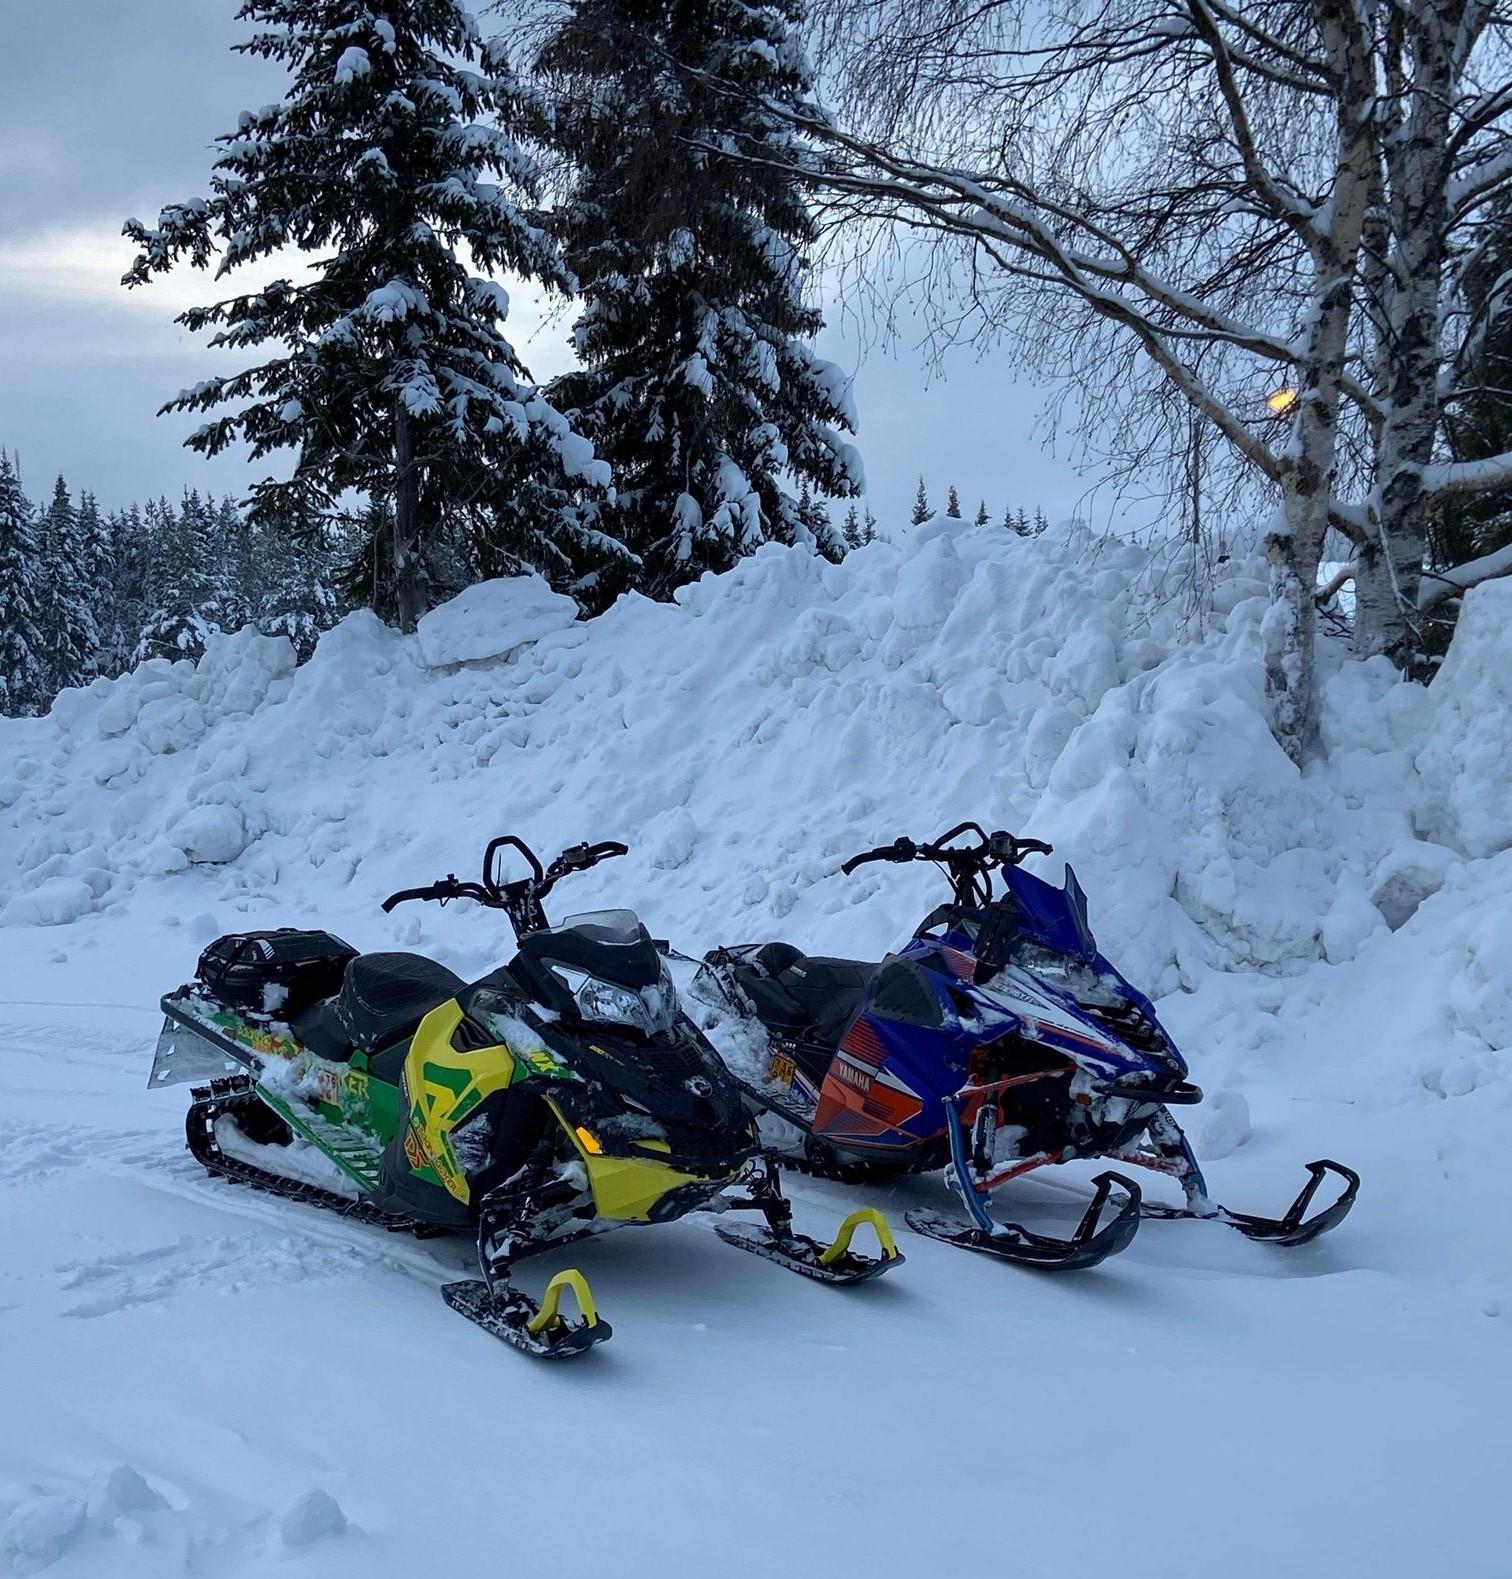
[279,1489,348,1548]
[1,1493,85,1568]
[135,696,207,756]
[170,804,250,865]
[1191,1090,1250,1160]
[334,45,371,83]
[1,878,96,928]
[647,807,698,871]
[86,1466,166,1527]
[415,576,577,668]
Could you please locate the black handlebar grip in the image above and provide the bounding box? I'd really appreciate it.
[381,885,433,913]
[841,837,917,875]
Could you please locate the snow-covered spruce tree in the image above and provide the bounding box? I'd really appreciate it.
[102,505,150,675]
[973,499,989,526]
[537,0,861,604]
[123,0,615,632]
[910,477,933,525]
[36,476,101,694]
[75,492,114,678]
[136,495,216,663]
[944,485,961,519]
[0,453,47,717]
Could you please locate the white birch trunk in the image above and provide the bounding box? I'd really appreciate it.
[1354,2,1459,667]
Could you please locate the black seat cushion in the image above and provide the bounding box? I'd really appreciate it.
[294,952,465,1061]
[730,949,879,1048]
[775,957,879,1047]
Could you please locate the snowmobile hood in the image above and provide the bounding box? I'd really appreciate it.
[539,1017,754,1156]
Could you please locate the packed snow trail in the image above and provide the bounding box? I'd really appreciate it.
[2,522,1508,1575]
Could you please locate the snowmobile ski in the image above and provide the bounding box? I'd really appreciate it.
[1138,1158,1359,1246]
[714,1208,903,1285]
[442,1272,611,1360]
[712,1156,903,1283]
[906,1169,1143,1271]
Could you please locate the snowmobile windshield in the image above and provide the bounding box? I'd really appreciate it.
[988,865,1098,963]
[557,910,644,944]
[516,911,678,1040]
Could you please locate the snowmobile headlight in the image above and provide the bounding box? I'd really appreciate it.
[555,963,679,1040]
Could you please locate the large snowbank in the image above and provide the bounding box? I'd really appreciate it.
[3,524,1506,1001]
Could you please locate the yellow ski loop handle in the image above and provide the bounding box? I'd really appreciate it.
[525,1269,599,1336]
[818,1207,900,1266]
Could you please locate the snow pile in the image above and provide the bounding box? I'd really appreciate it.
[1,517,1509,1104]
[3,521,1507,996]
[414,574,578,668]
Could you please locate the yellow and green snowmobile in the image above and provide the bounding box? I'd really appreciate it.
[153,835,901,1359]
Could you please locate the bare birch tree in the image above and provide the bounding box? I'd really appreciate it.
[731,0,1512,757]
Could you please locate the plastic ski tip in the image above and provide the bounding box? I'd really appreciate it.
[442,1277,611,1359]
[1227,1159,1360,1245]
[905,1170,1143,1271]
[1143,1159,1360,1246]
[714,1216,903,1284]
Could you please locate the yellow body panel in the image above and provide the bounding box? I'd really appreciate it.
[553,1099,730,1222]
[403,1001,741,1223]
[402,1001,517,1206]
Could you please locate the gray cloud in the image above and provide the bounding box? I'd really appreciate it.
[0,0,1094,530]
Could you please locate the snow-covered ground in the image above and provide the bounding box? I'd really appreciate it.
[2,521,1507,1576]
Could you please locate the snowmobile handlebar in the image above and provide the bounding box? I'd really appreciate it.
[381,837,630,936]
[841,824,1054,909]
[841,826,1053,875]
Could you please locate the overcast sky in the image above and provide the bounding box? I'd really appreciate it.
[0,0,1108,531]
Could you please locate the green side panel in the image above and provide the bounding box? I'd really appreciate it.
[364,1075,403,1145]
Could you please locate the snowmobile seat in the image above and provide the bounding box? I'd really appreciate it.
[731,948,880,1048]
[775,956,880,1047]
[293,952,465,1061]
